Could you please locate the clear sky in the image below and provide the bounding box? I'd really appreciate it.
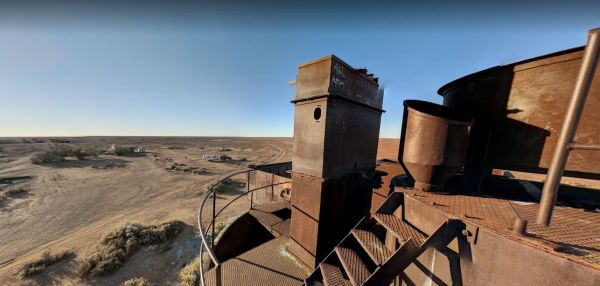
[1,0,599,137]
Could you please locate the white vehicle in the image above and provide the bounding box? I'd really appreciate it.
[202,154,221,161]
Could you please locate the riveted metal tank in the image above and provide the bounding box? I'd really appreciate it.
[399,100,473,191]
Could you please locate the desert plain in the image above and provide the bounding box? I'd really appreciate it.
[0,137,399,285]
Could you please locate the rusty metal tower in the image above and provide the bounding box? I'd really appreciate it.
[288,55,384,267]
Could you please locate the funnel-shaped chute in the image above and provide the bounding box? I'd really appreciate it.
[399,100,473,192]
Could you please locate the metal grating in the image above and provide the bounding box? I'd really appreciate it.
[351,229,392,265]
[512,202,600,266]
[373,213,426,246]
[335,247,371,286]
[405,189,600,270]
[205,237,311,286]
[273,219,291,237]
[249,209,284,228]
[320,262,350,286]
[253,200,291,213]
[406,191,516,231]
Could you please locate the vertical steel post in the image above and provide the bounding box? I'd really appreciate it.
[212,189,216,247]
[537,28,600,226]
[247,170,252,209]
[271,172,275,201]
[216,264,222,286]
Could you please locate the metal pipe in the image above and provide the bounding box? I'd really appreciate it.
[216,265,222,286]
[537,28,600,226]
[271,172,275,200]
[246,170,251,209]
[212,190,216,247]
[568,143,600,150]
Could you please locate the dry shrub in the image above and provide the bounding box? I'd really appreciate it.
[122,277,150,286]
[179,256,200,286]
[213,178,245,193]
[77,220,184,277]
[31,144,99,164]
[19,250,76,278]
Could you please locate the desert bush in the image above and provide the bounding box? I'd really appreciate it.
[213,178,245,193]
[213,221,228,239]
[179,256,200,286]
[19,250,76,278]
[77,220,184,277]
[113,146,136,156]
[30,145,98,164]
[30,151,63,164]
[122,277,150,286]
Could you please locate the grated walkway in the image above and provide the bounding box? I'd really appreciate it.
[205,236,311,286]
[403,189,600,270]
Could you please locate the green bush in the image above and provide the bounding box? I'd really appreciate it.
[77,220,184,277]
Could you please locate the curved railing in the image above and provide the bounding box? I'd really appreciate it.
[197,168,291,286]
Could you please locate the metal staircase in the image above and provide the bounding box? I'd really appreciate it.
[304,193,464,286]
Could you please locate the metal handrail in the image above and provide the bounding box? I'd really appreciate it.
[537,28,600,226]
[197,168,291,286]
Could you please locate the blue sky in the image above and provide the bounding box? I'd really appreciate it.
[1,1,599,137]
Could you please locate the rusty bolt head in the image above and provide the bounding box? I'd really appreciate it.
[461,229,472,237]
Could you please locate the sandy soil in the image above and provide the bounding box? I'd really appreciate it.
[0,137,399,285]
[0,137,293,285]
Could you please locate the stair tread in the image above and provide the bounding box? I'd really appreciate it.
[335,247,371,286]
[249,209,283,227]
[373,213,426,246]
[252,200,290,213]
[351,229,392,265]
[320,263,350,286]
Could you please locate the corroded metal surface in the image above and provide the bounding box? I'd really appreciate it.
[399,100,472,192]
[404,188,600,270]
[371,160,405,212]
[373,213,425,246]
[273,219,291,237]
[335,247,370,286]
[290,55,383,267]
[295,55,382,109]
[513,202,600,266]
[250,201,292,237]
[351,229,391,265]
[439,46,600,177]
[320,262,350,286]
[253,200,291,213]
[249,209,284,229]
[205,237,310,286]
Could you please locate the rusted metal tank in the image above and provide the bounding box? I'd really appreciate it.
[399,100,473,191]
[438,47,600,183]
